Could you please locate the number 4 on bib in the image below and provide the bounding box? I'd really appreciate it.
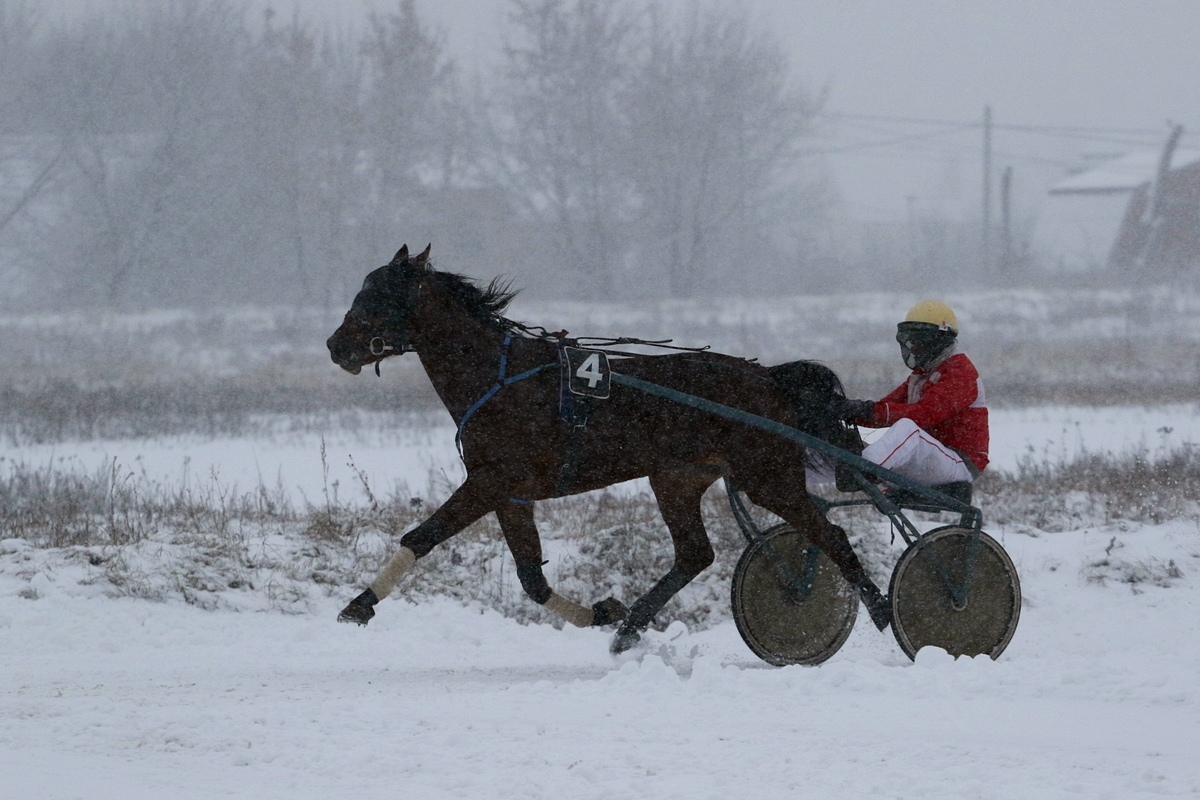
[564,346,611,398]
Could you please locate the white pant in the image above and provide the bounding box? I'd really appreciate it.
[860,418,973,486]
[807,418,972,489]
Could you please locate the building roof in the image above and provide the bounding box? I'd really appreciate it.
[1048,148,1200,195]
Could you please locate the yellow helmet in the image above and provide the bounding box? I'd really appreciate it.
[903,300,958,333]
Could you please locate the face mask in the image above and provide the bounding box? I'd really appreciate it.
[896,323,955,370]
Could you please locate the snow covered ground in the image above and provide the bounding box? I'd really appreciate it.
[2,405,1200,798]
[2,521,1199,799]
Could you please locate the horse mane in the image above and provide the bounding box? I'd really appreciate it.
[425,268,520,330]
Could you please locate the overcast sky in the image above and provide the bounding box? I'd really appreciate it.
[40,0,1200,222]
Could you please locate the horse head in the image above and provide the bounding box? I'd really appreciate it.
[327,243,431,374]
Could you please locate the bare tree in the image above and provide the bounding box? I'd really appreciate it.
[488,0,825,299]
[359,1,466,248]
[0,1,39,123]
[0,1,46,298]
[234,9,349,304]
[3,0,828,309]
[3,0,475,310]
[623,5,821,298]
[20,1,251,306]
[493,0,643,297]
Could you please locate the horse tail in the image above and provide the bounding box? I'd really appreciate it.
[767,360,864,469]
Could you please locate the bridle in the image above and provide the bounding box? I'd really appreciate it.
[369,333,409,358]
[346,269,423,373]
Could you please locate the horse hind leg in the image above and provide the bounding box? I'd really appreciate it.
[497,502,629,629]
[737,458,893,631]
[611,468,716,654]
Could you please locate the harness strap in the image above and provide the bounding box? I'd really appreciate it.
[455,334,555,457]
[555,429,586,497]
[497,334,511,380]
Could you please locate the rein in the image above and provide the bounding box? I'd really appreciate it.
[505,320,712,355]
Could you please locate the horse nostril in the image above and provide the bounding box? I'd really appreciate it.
[327,336,350,364]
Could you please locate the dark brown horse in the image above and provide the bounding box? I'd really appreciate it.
[327,244,891,654]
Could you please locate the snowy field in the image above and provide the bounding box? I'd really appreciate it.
[2,531,1199,800]
[2,288,1199,797]
[3,404,1200,798]
[11,402,1200,508]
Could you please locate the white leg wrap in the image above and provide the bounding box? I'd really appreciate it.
[368,546,416,600]
[545,592,594,628]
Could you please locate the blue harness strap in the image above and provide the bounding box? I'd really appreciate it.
[454,334,555,457]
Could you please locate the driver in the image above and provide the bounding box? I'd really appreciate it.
[834,300,988,489]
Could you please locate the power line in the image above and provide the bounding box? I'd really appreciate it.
[805,126,1092,162]
[828,115,1177,149]
[824,111,1176,138]
[795,108,1200,179]
[806,111,1192,169]
[799,136,1085,168]
[798,123,975,156]
[880,127,1161,151]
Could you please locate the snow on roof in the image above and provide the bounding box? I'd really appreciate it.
[1048,148,1200,195]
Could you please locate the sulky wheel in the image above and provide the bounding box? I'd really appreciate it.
[889,526,1021,661]
[731,523,859,667]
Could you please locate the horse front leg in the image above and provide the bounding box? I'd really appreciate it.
[496,502,628,629]
[337,474,500,626]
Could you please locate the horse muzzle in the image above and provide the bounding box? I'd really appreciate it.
[326,331,369,375]
[327,314,411,375]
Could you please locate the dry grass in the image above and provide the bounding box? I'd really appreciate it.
[2,347,1196,447]
[0,377,440,445]
[6,440,1195,623]
[1078,534,1185,592]
[979,444,1200,530]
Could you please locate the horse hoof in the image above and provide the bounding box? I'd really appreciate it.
[338,602,374,625]
[337,589,378,626]
[610,627,641,655]
[591,597,629,627]
[868,603,893,632]
[857,583,893,631]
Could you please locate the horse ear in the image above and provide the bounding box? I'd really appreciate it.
[414,243,431,267]
[390,244,409,265]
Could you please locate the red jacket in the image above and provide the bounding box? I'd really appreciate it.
[862,351,989,473]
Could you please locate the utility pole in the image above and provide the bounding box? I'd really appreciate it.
[981,105,992,273]
[1001,166,1013,274]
